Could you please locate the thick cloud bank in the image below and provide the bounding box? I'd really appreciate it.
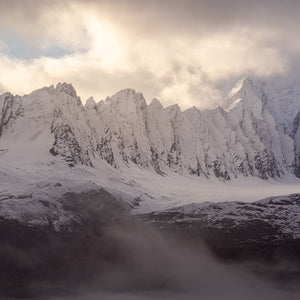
[0,0,299,108]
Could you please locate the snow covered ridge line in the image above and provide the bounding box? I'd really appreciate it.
[0,187,127,230]
[143,193,300,240]
[0,77,299,180]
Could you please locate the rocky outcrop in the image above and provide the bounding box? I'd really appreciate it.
[0,93,23,138]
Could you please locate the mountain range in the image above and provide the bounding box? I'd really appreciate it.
[1,76,300,298]
[1,77,299,177]
[0,77,299,226]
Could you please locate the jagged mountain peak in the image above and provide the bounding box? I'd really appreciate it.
[183,105,200,115]
[149,98,163,109]
[21,83,83,111]
[107,88,147,113]
[84,97,96,110]
[0,78,299,181]
[221,77,266,118]
[55,82,78,98]
[234,76,253,89]
[110,88,143,101]
[226,76,263,96]
[165,103,181,113]
[0,91,14,99]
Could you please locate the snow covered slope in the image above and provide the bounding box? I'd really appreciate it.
[84,78,298,180]
[142,193,300,265]
[0,77,299,222]
[1,78,298,180]
[144,193,300,240]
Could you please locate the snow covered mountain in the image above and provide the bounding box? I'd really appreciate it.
[84,78,298,180]
[0,77,298,181]
[0,77,299,223]
[1,78,299,299]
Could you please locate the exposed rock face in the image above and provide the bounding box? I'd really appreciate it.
[0,78,299,180]
[141,193,300,261]
[0,93,23,138]
[0,187,126,230]
[143,194,300,239]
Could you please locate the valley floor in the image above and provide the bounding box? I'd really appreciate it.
[1,151,300,216]
[126,169,300,213]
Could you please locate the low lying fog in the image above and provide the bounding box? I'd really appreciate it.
[47,221,299,300]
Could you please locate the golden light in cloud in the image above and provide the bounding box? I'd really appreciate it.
[0,1,290,109]
[191,28,288,80]
[80,12,127,70]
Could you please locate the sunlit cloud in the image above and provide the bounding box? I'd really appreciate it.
[0,0,296,109]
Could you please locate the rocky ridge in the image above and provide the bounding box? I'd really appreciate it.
[0,77,299,181]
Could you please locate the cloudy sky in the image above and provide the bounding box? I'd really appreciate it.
[0,0,299,109]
